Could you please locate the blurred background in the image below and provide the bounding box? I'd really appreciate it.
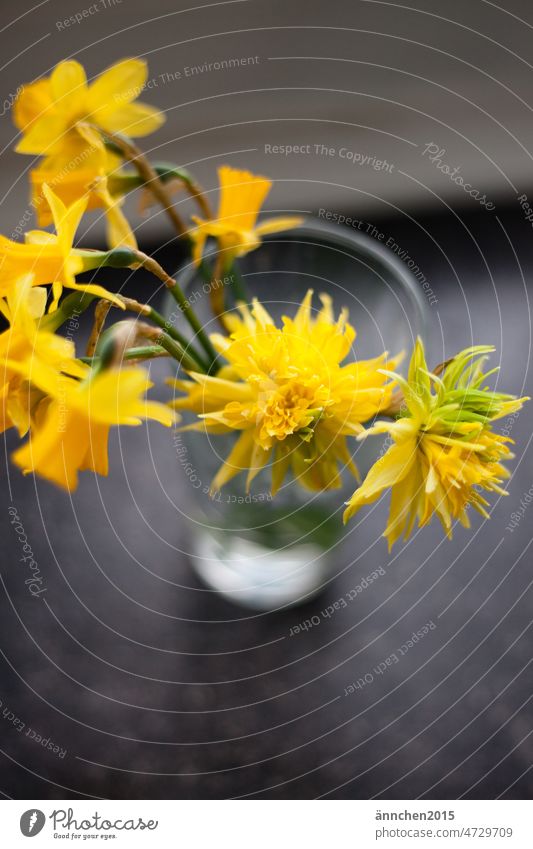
[0,0,532,800]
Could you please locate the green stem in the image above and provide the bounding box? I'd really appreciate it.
[92,319,199,371]
[167,282,218,367]
[154,333,200,372]
[134,251,219,369]
[120,297,209,371]
[80,345,168,364]
[229,262,249,304]
[146,306,208,371]
[152,163,213,220]
[106,157,213,221]
[199,255,248,307]
[198,258,215,284]
[99,131,189,238]
[40,291,95,332]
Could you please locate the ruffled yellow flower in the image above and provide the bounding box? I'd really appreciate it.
[344,338,529,548]
[190,166,303,266]
[0,184,124,310]
[169,290,399,494]
[14,58,164,161]
[0,273,87,435]
[13,367,174,491]
[30,156,137,250]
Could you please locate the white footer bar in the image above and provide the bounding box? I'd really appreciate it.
[1,799,530,848]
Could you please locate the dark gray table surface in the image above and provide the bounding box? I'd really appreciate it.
[1,206,532,799]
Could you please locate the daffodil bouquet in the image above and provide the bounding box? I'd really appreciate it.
[2,57,528,556]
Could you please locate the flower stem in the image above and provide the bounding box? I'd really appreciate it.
[198,257,248,330]
[86,300,111,357]
[208,254,232,333]
[133,322,200,371]
[152,162,214,220]
[40,290,95,332]
[92,319,200,372]
[101,131,189,240]
[80,345,169,365]
[228,261,249,304]
[108,161,214,221]
[119,296,209,371]
[133,251,219,368]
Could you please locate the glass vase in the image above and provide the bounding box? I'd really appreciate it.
[166,217,428,611]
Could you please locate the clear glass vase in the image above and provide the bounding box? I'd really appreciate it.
[166,217,428,611]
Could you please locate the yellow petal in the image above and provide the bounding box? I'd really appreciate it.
[14,114,68,155]
[271,443,292,496]
[211,429,255,492]
[344,439,417,523]
[105,203,137,249]
[141,401,175,427]
[87,58,148,109]
[81,367,171,426]
[250,298,274,328]
[217,166,271,231]
[66,281,125,309]
[81,421,110,476]
[27,286,47,318]
[187,372,254,403]
[96,102,165,137]
[292,288,313,333]
[24,231,57,245]
[75,121,105,151]
[245,441,271,491]
[42,184,88,253]
[13,403,86,491]
[93,182,137,250]
[49,280,63,312]
[255,216,304,237]
[5,387,31,437]
[190,227,208,266]
[50,61,88,114]
[384,466,420,549]
[13,78,52,130]
[425,463,438,494]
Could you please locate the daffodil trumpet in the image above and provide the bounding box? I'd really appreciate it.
[190,166,304,268]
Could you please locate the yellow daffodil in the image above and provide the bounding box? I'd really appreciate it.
[0,273,87,435]
[190,166,303,266]
[13,367,174,491]
[0,184,124,310]
[14,58,164,162]
[344,338,529,548]
[169,290,399,494]
[30,156,137,250]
